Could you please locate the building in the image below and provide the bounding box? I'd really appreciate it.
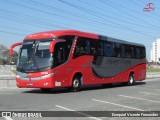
[150,38,160,63]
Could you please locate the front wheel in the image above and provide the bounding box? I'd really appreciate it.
[70,76,81,92]
[127,74,135,86]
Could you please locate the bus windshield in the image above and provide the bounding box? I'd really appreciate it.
[17,39,53,72]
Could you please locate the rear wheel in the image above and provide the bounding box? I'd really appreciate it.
[70,76,81,92]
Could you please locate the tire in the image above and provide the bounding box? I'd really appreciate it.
[127,74,135,86]
[70,76,81,92]
[40,88,51,92]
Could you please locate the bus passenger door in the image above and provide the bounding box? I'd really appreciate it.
[53,41,68,87]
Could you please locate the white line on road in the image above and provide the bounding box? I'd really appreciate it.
[55,105,102,120]
[0,93,14,95]
[132,86,160,92]
[154,89,160,92]
[92,99,145,111]
[119,95,160,104]
[3,117,13,120]
[145,78,160,82]
[55,105,75,111]
[139,92,160,96]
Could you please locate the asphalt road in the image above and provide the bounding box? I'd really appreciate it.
[0,78,160,120]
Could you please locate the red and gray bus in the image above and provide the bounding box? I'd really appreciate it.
[10,30,146,92]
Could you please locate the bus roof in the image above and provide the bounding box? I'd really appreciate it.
[25,30,98,40]
[24,30,145,47]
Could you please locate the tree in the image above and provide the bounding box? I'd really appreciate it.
[0,44,18,65]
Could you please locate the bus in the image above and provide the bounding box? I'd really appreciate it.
[10,30,146,92]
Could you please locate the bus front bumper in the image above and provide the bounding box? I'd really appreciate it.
[16,73,55,88]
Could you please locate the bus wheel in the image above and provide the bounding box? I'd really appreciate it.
[40,88,51,92]
[127,74,134,85]
[70,76,81,92]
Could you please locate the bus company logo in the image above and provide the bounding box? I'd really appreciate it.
[143,2,155,12]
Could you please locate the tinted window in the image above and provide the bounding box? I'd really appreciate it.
[58,35,74,57]
[54,42,67,67]
[115,43,122,57]
[90,40,97,55]
[103,41,114,57]
[95,41,103,56]
[135,47,145,59]
[73,37,97,58]
[124,45,133,58]
[53,35,74,67]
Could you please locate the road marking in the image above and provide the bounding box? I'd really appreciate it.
[55,105,102,120]
[139,92,160,96]
[3,117,13,120]
[119,95,160,104]
[0,93,14,95]
[154,89,160,92]
[92,99,145,111]
[132,86,160,92]
[145,78,160,82]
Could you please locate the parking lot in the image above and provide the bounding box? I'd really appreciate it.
[0,78,160,120]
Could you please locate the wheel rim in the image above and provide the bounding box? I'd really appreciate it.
[73,79,79,88]
[129,76,133,84]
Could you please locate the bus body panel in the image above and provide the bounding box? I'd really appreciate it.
[16,61,146,88]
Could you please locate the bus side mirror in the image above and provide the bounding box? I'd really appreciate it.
[49,41,56,53]
[9,42,22,56]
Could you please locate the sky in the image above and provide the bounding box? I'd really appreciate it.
[0,0,160,60]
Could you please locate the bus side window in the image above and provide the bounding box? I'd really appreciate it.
[90,40,97,55]
[74,37,87,57]
[86,40,90,54]
[73,37,99,58]
[104,41,114,57]
[57,35,74,59]
[54,42,67,67]
[142,47,146,58]
[135,47,145,59]
[95,41,103,56]
[124,45,132,58]
[74,37,94,58]
[115,43,122,57]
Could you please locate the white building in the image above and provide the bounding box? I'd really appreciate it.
[151,38,160,62]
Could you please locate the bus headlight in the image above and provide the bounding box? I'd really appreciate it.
[16,75,20,78]
[30,72,55,81]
